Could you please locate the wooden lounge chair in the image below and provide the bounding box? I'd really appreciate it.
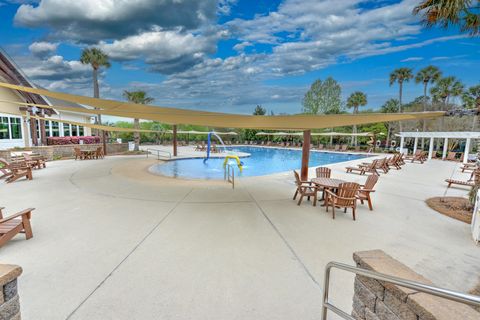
[334,144,340,151]
[346,159,379,175]
[95,147,104,159]
[360,158,388,174]
[461,163,477,172]
[74,147,84,160]
[293,170,318,206]
[340,144,348,152]
[387,154,402,170]
[325,182,360,220]
[357,175,378,210]
[444,151,460,162]
[0,158,32,183]
[22,153,46,169]
[318,144,324,150]
[446,170,480,188]
[405,150,426,163]
[0,207,34,247]
[315,167,331,178]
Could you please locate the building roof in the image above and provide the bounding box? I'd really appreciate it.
[397,132,480,139]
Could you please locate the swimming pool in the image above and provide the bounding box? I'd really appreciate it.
[149,146,369,180]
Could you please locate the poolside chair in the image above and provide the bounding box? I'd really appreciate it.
[0,207,35,248]
[334,144,340,151]
[346,159,379,176]
[315,167,331,178]
[445,169,480,188]
[293,170,318,206]
[0,158,32,183]
[405,150,426,163]
[95,147,104,159]
[22,153,46,169]
[357,174,379,211]
[387,154,402,170]
[461,163,477,173]
[325,182,360,220]
[340,144,348,152]
[318,144,324,150]
[354,146,360,152]
[73,147,84,160]
[360,158,387,174]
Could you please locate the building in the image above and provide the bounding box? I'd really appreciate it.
[0,47,93,149]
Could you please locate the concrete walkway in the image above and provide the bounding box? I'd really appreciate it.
[0,154,477,319]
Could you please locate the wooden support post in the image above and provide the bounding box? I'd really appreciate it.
[301,130,311,181]
[29,116,38,146]
[173,125,178,157]
[39,119,47,146]
[102,130,107,156]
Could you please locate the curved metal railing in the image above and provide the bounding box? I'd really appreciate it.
[146,148,172,160]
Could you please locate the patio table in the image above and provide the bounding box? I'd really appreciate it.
[80,150,96,160]
[311,177,346,206]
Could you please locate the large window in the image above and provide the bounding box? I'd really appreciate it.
[72,125,78,136]
[0,117,9,139]
[63,123,70,136]
[45,120,51,137]
[79,126,84,136]
[10,117,22,139]
[51,121,60,137]
[0,116,22,140]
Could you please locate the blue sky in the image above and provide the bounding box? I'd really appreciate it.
[0,0,478,115]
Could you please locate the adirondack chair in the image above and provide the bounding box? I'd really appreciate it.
[340,144,348,152]
[334,144,340,151]
[325,182,360,220]
[0,158,32,183]
[73,147,83,160]
[461,163,477,172]
[357,174,379,210]
[95,147,104,159]
[346,159,379,175]
[0,207,34,247]
[445,169,480,188]
[293,170,318,206]
[315,167,331,178]
[444,152,460,162]
[23,153,46,169]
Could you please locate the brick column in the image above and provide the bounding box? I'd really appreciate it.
[0,264,22,320]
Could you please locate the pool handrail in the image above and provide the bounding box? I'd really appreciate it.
[146,148,172,160]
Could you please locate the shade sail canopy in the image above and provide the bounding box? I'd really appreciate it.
[165,130,238,135]
[256,131,372,136]
[29,115,162,133]
[0,82,444,130]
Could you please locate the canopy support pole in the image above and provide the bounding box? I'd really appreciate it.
[413,137,418,154]
[102,130,107,155]
[464,138,471,164]
[301,130,311,181]
[399,137,404,153]
[173,125,178,157]
[428,137,434,160]
[442,138,448,160]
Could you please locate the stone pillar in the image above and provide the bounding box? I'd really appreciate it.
[413,137,418,154]
[442,138,448,160]
[464,138,471,164]
[428,137,434,160]
[0,264,22,320]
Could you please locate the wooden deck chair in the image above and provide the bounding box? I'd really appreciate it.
[325,182,360,220]
[73,147,83,160]
[461,163,477,173]
[0,158,32,183]
[446,169,480,188]
[346,159,379,175]
[334,144,340,151]
[318,144,324,150]
[293,170,318,206]
[357,175,379,210]
[95,147,104,159]
[387,154,401,170]
[0,207,35,248]
[22,153,46,169]
[315,167,331,178]
[444,152,459,162]
[340,144,348,152]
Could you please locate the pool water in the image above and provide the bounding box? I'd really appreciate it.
[149,146,369,180]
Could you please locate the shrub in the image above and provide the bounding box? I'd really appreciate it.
[47,136,100,145]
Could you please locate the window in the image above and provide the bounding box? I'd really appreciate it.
[45,120,51,137]
[10,117,22,139]
[51,121,60,137]
[79,126,84,136]
[72,125,78,136]
[0,117,9,139]
[63,123,70,136]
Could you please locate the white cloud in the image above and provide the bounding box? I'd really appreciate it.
[401,57,423,62]
[28,41,57,57]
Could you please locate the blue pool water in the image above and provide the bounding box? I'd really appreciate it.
[149,146,369,180]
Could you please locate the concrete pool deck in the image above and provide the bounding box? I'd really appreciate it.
[0,153,478,319]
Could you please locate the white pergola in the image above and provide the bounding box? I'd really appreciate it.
[397,131,480,163]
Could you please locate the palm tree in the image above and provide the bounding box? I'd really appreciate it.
[389,68,413,131]
[123,90,154,151]
[380,99,400,147]
[413,0,480,35]
[463,84,480,130]
[80,48,111,125]
[415,66,442,148]
[431,76,464,132]
[346,91,367,146]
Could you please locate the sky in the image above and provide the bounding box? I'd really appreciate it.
[0,0,478,116]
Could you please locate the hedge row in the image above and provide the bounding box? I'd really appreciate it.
[47,136,101,145]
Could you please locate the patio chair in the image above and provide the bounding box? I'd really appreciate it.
[315,167,331,178]
[95,147,104,159]
[334,144,340,151]
[387,154,402,170]
[23,153,46,169]
[0,158,32,183]
[445,169,480,188]
[340,144,348,152]
[346,159,379,175]
[357,174,379,210]
[293,170,318,206]
[318,144,324,150]
[360,158,388,174]
[325,182,360,220]
[444,152,459,162]
[0,207,35,248]
[406,150,426,163]
[461,163,477,173]
[73,147,83,160]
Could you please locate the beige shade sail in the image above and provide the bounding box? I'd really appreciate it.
[29,115,162,133]
[165,130,238,135]
[0,82,445,130]
[256,131,372,136]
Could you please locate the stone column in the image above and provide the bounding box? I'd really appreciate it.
[442,138,448,160]
[428,137,434,160]
[0,264,22,320]
[464,138,471,164]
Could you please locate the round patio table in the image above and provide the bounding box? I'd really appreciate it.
[311,177,346,206]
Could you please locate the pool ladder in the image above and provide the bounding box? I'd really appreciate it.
[224,163,235,189]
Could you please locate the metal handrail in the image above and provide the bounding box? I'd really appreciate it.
[146,148,172,160]
[322,261,480,320]
[224,164,235,189]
